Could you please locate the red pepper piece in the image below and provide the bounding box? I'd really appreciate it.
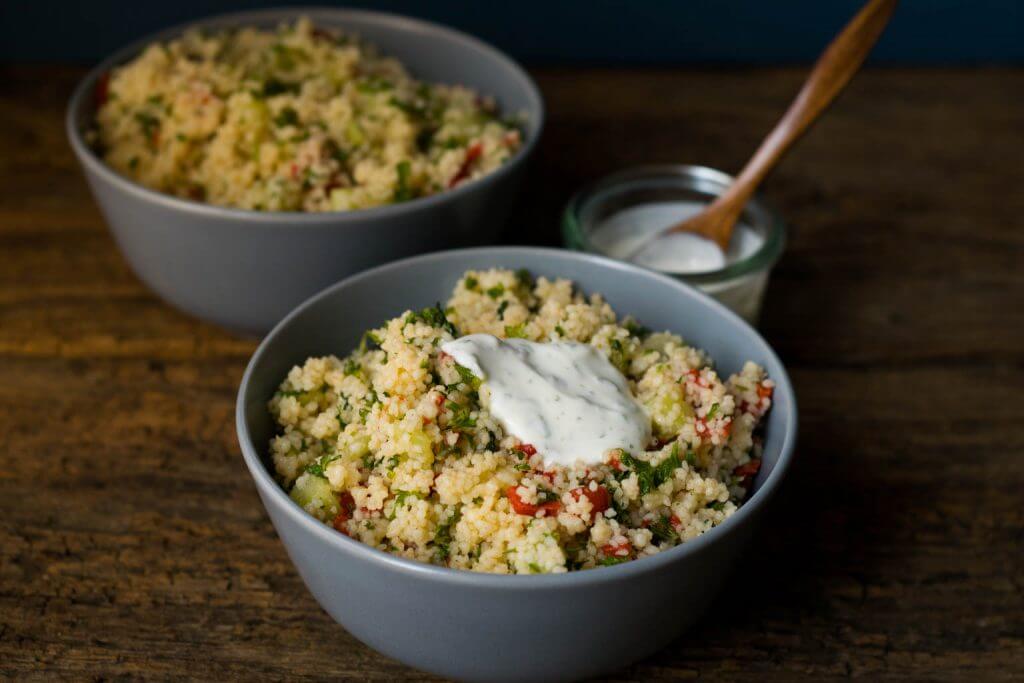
[448,142,483,188]
[733,458,762,479]
[506,486,560,517]
[570,486,611,520]
[332,492,356,535]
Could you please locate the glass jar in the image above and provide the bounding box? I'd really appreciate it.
[562,165,786,325]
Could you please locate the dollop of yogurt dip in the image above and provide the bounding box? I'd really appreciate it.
[441,334,650,466]
[591,200,764,274]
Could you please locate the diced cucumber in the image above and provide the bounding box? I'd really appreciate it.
[345,432,370,459]
[406,429,434,465]
[644,385,693,438]
[345,121,365,146]
[289,473,339,518]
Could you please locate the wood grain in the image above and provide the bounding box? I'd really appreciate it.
[1,64,1022,681]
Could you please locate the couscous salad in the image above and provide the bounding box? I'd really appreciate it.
[269,269,773,574]
[90,18,521,211]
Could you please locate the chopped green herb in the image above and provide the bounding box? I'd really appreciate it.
[433,504,462,562]
[504,323,527,339]
[709,501,726,511]
[554,325,566,337]
[450,363,481,392]
[388,96,427,118]
[479,430,499,452]
[437,436,464,459]
[305,452,340,478]
[388,490,421,520]
[324,138,348,165]
[356,76,394,93]
[273,106,299,127]
[271,43,299,70]
[655,444,683,482]
[393,160,414,202]
[485,283,505,299]
[706,403,720,420]
[599,556,628,566]
[620,445,681,496]
[343,358,361,376]
[358,330,382,353]
[261,78,300,97]
[496,300,509,320]
[445,399,477,430]
[648,515,678,544]
[359,389,379,422]
[441,137,466,150]
[624,319,651,338]
[134,111,160,141]
[463,275,479,291]
[405,303,458,336]
[415,128,434,152]
[514,268,533,287]
[536,488,559,504]
[528,562,543,574]
[609,338,627,368]
[609,485,630,520]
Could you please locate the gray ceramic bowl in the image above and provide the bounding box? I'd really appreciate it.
[66,8,544,336]
[236,247,798,683]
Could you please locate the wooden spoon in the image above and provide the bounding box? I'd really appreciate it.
[634,0,898,255]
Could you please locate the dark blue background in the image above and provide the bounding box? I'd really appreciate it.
[2,0,1021,64]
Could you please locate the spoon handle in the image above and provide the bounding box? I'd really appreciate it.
[723,0,899,210]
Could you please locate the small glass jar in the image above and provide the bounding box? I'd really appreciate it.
[562,165,786,325]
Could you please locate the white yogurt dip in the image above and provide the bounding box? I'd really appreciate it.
[441,334,650,466]
[587,200,770,322]
[590,200,764,274]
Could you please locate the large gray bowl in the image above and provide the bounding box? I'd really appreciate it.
[236,247,798,683]
[66,8,543,336]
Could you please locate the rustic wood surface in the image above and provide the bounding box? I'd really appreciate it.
[1,65,1022,681]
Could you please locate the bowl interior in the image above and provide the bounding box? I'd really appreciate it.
[69,7,543,165]
[240,247,796,534]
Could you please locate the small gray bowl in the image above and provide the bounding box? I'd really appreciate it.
[66,8,544,336]
[236,247,798,683]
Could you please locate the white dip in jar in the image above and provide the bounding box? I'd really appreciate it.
[590,201,765,274]
[564,165,786,325]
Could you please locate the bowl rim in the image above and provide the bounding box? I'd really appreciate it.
[236,246,799,589]
[65,6,545,226]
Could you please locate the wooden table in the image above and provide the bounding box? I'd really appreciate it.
[2,65,1022,680]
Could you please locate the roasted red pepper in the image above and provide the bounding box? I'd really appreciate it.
[601,541,631,558]
[570,486,610,520]
[733,458,762,479]
[506,485,560,517]
[516,443,537,456]
[94,72,110,108]
[332,492,357,535]
[448,142,483,188]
